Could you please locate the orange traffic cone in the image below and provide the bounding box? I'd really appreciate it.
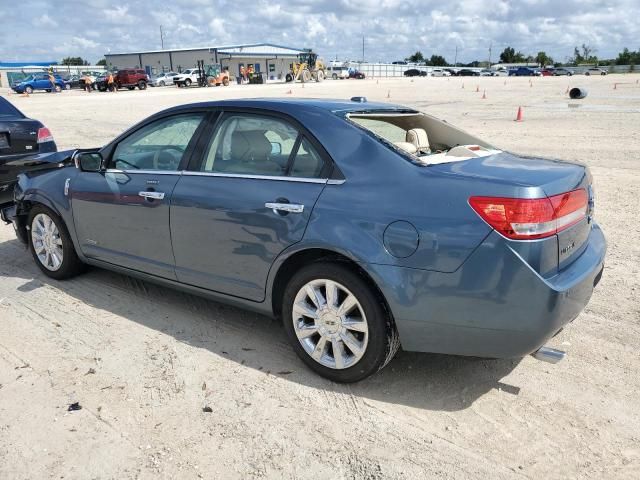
[515,106,523,122]
[482,90,486,99]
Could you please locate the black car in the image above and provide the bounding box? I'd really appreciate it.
[349,70,366,79]
[0,97,57,205]
[404,69,427,77]
[457,69,480,76]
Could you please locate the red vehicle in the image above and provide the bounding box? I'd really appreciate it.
[115,69,149,90]
[540,69,554,76]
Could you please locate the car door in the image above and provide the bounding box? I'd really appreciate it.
[170,111,331,301]
[71,112,208,279]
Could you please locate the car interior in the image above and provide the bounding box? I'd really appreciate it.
[347,112,501,164]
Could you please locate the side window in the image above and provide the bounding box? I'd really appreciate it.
[111,113,204,171]
[289,137,325,178]
[201,114,298,176]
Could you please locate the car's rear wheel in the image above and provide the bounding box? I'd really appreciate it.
[138,81,147,90]
[185,79,192,87]
[159,80,165,86]
[25,86,33,94]
[28,206,85,280]
[282,263,400,383]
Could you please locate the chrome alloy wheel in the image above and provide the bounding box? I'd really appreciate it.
[31,213,64,271]
[292,279,369,369]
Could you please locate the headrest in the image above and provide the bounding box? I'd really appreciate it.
[406,128,430,152]
[230,130,272,161]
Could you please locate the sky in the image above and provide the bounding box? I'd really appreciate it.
[0,0,637,64]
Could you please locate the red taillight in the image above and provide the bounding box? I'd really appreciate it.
[37,127,54,144]
[469,189,588,240]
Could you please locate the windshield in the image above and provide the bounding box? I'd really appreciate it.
[0,97,24,118]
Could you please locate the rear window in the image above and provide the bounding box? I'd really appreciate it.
[0,97,24,118]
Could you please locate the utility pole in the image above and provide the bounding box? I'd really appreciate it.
[362,36,365,63]
[454,46,458,67]
[488,41,492,67]
[160,25,165,49]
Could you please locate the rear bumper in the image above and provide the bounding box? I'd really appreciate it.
[367,224,606,358]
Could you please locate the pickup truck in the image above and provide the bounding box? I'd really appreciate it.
[173,69,201,87]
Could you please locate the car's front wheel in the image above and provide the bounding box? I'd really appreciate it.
[282,263,400,383]
[28,206,85,280]
[184,79,192,87]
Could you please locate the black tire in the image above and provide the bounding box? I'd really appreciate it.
[159,80,165,86]
[138,81,147,90]
[28,205,85,280]
[332,73,338,80]
[285,73,293,83]
[282,262,400,383]
[54,85,62,93]
[184,79,192,87]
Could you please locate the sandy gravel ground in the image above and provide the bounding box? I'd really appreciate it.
[1,75,639,479]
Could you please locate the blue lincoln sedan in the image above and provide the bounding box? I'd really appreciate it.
[0,98,606,382]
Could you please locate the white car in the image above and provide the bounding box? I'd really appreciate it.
[173,69,201,87]
[152,72,178,86]
[492,69,509,77]
[431,68,451,77]
[327,67,350,80]
[585,67,607,76]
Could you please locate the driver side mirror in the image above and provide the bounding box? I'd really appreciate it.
[76,151,104,172]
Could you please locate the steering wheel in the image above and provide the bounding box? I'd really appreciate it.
[152,148,183,170]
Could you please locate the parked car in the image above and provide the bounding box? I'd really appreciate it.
[585,67,607,76]
[64,75,84,89]
[348,70,365,79]
[0,97,57,206]
[1,98,606,383]
[95,74,110,91]
[115,69,149,90]
[492,69,509,77]
[508,67,538,76]
[173,69,201,87]
[457,69,480,76]
[479,69,493,76]
[540,69,554,76]
[431,68,451,77]
[326,67,349,80]
[11,74,66,94]
[553,68,573,76]
[151,72,179,86]
[392,61,408,65]
[404,69,426,77]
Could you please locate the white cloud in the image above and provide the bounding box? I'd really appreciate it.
[1,0,639,63]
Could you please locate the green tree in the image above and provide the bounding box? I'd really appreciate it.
[61,56,89,66]
[96,58,107,66]
[406,51,425,63]
[535,51,553,67]
[499,46,525,63]
[428,54,447,66]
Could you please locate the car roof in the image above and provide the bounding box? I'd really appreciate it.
[164,98,417,115]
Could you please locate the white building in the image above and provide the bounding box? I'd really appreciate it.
[105,43,308,82]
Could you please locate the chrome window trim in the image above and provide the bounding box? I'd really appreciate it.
[105,169,182,175]
[182,171,329,184]
[102,169,344,184]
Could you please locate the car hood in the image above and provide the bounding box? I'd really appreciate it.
[3,149,75,169]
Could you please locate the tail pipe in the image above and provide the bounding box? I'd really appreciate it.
[532,346,566,364]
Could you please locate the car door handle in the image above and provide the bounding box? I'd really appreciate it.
[265,202,304,214]
[139,191,165,200]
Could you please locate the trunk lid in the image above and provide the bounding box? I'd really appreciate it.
[431,152,594,275]
[0,119,41,156]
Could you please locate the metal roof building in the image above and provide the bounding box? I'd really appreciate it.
[105,43,308,82]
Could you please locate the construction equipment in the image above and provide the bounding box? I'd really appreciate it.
[205,64,231,87]
[285,50,326,83]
